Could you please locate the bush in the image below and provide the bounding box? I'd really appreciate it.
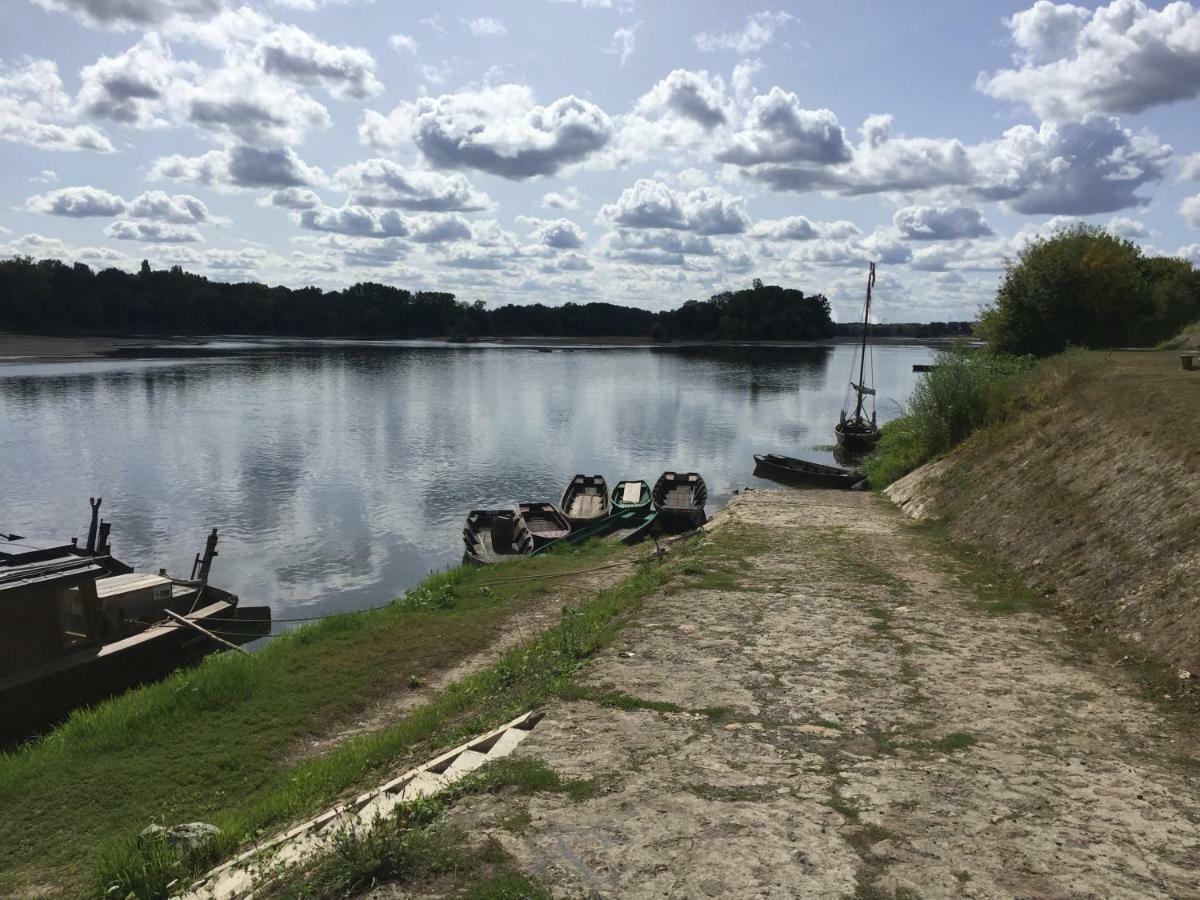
[865,349,1033,487]
[977,224,1200,356]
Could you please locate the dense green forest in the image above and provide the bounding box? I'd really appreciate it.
[0,258,863,341]
[979,225,1200,356]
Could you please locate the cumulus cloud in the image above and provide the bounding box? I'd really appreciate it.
[602,228,716,265]
[979,0,1200,119]
[606,22,640,65]
[463,17,507,36]
[259,187,322,209]
[694,11,794,54]
[30,170,58,183]
[750,216,861,241]
[126,190,214,224]
[519,216,587,249]
[1105,215,1149,239]
[150,146,326,189]
[406,214,472,244]
[893,205,993,240]
[25,186,126,217]
[255,25,383,99]
[299,205,409,238]
[1182,193,1200,228]
[599,180,749,234]
[334,159,492,211]
[105,220,204,242]
[184,65,330,147]
[1181,152,1200,181]
[361,84,613,179]
[30,0,224,29]
[717,87,851,166]
[77,33,196,127]
[617,69,735,161]
[0,59,114,152]
[542,187,583,210]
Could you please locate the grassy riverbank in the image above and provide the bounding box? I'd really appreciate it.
[0,539,671,897]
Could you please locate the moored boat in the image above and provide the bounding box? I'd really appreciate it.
[462,509,534,565]
[611,480,652,511]
[532,508,658,555]
[836,262,882,453]
[0,499,270,746]
[516,502,571,549]
[753,453,864,489]
[652,471,708,529]
[560,474,610,526]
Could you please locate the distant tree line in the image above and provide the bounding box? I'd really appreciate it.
[979,224,1200,356]
[833,321,974,338]
[0,257,963,342]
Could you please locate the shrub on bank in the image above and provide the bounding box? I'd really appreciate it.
[865,349,1035,487]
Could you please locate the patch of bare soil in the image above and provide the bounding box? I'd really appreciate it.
[437,489,1200,898]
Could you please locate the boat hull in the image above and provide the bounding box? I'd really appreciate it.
[835,421,880,452]
[0,598,270,746]
[462,510,534,565]
[533,509,658,555]
[516,502,571,549]
[560,475,611,526]
[652,472,708,531]
[611,480,652,512]
[753,453,864,489]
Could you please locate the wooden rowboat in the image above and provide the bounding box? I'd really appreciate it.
[652,472,707,529]
[516,502,571,549]
[611,480,652,512]
[753,453,864,489]
[560,475,610,526]
[532,508,658,555]
[462,510,534,565]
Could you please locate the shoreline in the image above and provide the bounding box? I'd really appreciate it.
[0,331,963,364]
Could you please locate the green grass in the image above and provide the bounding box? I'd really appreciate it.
[915,521,1051,617]
[0,539,654,897]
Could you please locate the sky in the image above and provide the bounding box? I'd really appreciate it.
[2,0,1200,323]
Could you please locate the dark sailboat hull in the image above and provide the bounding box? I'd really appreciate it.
[835,421,881,452]
[753,454,864,489]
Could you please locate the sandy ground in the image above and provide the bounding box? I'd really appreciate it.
[0,332,163,363]
[424,489,1200,898]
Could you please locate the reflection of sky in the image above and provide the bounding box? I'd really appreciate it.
[0,343,934,617]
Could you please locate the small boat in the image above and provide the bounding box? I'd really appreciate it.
[462,510,534,565]
[836,262,881,452]
[0,499,270,746]
[560,475,610,526]
[652,472,708,529]
[516,502,571,549]
[753,453,864,489]
[532,508,659,555]
[611,480,652,511]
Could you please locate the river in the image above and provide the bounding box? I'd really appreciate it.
[0,340,935,620]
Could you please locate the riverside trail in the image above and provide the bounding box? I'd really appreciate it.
[405,488,1200,898]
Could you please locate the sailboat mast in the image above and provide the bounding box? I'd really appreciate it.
[853,262,875,418]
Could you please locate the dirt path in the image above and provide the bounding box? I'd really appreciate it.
[438,489,1200,898]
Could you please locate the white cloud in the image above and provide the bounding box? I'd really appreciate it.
[25,186,126,217]
[542,187,583,210]
[255,25,383,100]
[750,216,861,241]
[600,179,748,235]
[126,190,215,224]
[606,22,640,66]
[0,59,114,153]
[617,69,735,160]
[463,17,507,37]
[30,0,224,29]
[549,0,635,9]
[150,146,326,190]
[258,187,322,209]
[1181,194,1200,228]
[389,34,418,54]
[519,216,586,249]
[300,205,409,238]
[183,65,330,147]
[77,34,196,127]
[1177,242,1200,263]
[979,0,1200,119]
[361,84,613,179]
[333,159,492,211]
[30,170,58,183]
[893,205,993,240]
[717,87,851,166]
[105,220,204,242]
[1181,153,1200,181]
[601,228,716,265]
[1105,215,1149,239]
[694,11,794,54]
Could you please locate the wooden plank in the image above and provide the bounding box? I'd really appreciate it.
[622,482,641,504]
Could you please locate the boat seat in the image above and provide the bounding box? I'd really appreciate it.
[491,514,517,551]
[622,482,641,504]
[663,486,694,509]
[571,494,603,518]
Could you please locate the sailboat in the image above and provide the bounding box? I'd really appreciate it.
[836,262,881,452]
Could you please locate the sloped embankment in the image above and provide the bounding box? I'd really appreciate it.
[887,351,1200,673]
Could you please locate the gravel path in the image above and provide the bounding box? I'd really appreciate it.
[443,488,1200,898]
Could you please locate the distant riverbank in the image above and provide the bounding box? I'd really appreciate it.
[0,331,966,363]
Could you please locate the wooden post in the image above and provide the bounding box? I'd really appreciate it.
[164,609,249,654]
[1182,354,1195,371]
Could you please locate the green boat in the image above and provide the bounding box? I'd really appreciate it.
[611,480,652,511]
[532,508,658,555]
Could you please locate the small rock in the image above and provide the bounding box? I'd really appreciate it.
[1178,669,1193,681]
[140,822,221,851]
[617,651,635,659]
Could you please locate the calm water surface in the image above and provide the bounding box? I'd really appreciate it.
[0,341,934,620]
